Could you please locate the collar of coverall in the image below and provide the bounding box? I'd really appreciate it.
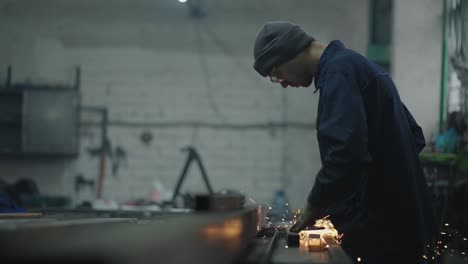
[313,40,345,93]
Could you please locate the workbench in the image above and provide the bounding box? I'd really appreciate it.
[0,207,352,264]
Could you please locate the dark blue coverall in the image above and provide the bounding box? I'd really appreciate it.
[308,40,436,264]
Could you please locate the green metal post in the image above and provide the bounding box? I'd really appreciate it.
[440,0,448,132]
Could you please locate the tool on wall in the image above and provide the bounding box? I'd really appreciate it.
[75,174,95,193]
[81,106,110,199]
[111,146,127,176]
[139,130,154,146]
[81,106,128,198]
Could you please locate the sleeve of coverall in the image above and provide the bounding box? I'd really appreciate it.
[308,72,369,209]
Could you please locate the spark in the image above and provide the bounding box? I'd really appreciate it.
[248,198,257,204]
[265,217,270,220]
[285,203,288,206]
[285,245,289,249]
[444,245,448,249]
[422,255,428,260]
[464,238,467,241]
[269,206,272,210]
[325,245,330,249]
[462,252,466,255]
[445,223,449,226]
[357,257,362,262]
[441,232,447,235]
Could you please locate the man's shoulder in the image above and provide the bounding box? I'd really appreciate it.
[328,48,369,71]
[323,48,378,82]
[316,48,381,92]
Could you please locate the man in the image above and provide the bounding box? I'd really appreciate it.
[253,21,436,264]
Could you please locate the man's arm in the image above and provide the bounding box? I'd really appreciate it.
[308,71,368,210]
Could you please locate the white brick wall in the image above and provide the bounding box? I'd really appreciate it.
[0,0,368,209]
[393,0,443,140]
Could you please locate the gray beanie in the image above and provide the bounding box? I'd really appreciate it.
[253,21,315,77]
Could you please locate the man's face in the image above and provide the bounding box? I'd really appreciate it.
[271,61,314,88]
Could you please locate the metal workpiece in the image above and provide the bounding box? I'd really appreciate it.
[0,207,260,264]
[273,233,353,264]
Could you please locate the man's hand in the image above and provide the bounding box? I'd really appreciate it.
[289,204,319,233]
